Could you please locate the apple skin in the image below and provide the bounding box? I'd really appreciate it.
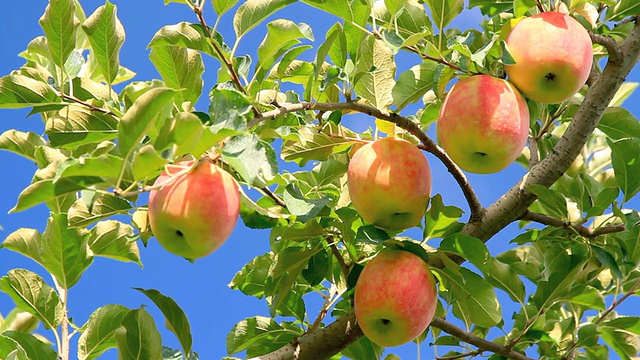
[437,75,530,174]
[505,11,593,104]
[148,161,240,259]
[347,137,431,231]
[354,249,438,347]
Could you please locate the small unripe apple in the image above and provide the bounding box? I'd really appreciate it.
[505,11,593,104]
[355,249,438,347]
[148,160,240,259]
[347,137,431,231]
[437,75,530,174]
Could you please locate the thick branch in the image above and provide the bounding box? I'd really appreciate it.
[258,15,640,360]
[250,311,363,360]
[590,32,623,64]
[431,317,534,360]
[521,211,626,238]
[251,101,484,219]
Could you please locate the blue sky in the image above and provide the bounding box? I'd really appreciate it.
[0,1,639,359]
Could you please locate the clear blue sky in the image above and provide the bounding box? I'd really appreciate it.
[0,1,639,359]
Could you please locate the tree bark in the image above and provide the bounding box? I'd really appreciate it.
[257,15,640,360]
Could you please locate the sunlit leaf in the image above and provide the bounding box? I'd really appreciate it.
[115,308,163,360]
[78,304,129,360]
[81,1,125,84]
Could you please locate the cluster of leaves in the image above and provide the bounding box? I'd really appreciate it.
[0,0,639,359]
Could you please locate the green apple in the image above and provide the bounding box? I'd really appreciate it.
[347,137,431,231]
[505,11,593,104]
[355,249,438,347]
[148,160,240,259]
[437,75,530,174]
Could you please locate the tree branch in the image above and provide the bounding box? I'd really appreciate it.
[431,317,534,360]
[251,101,485,220]
[590,32,623,65]
[257,14,640,360]
[595,277,640,325]
[521,211,626,238]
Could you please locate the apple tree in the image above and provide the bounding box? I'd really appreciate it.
[1,0,640,359]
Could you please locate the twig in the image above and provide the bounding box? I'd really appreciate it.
[192,4,262,117]
[521,211,626,238]
[614,15,638,28]
[307,284,337,333]
[535,0,545,13]
[436,349,483,360]
[260,186,287,208]
[59,93,118,116]
[329,240,350,280]
[595,277,640,325]
[590,32,623,65]
[431,317,534,360]
[250,101,485,220]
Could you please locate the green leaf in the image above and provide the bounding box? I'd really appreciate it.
[78,304,130,360]
[609,82,638,107]
[513,0,536,17]
[436,266,502,327]
[0,269,63,330]
[440,234,489,270]
[149,45,204,105]
[598,107,640,140]
[81,1,125,84]
[467,0,511,16]
[239,190,286,229]
[392,62,438,110]
[601,328,640,359]
[609,137,640,202]
[485,258,526,304]
[1,228,43,265]
[226,316,303,357]
[11,174,105,213]
[282,183,331,223]
[39,0,79,69]
[45,105,119,149]
[0,74,60,109]
[255,20,314,81]
[222,134,278,186]
[281,126,353,166]
[40,213,93,289]
[270,247,323,310]
[342,335,384,360]
[56,154,124,180]
[68,194,134,228]
[527,184,569,220]
[354,36,396,110]
[233,0,297,38]
[0,331,57,360]
[115,308,163,360]
[591,245,622,279]
[605,0,640,21]
[425,0,464,31]
[134,288,193,359]
[118,87,176,160]
[209,88,252,135]
[88,221,141,266]
[355,225,391,244]
[213,0,240,15]
[424,194,464,239]
[0,130,47,162]
[228,252,274,298]
[0,335,27,360]
[149,22,216,57]
[568,286,605,310]
[301,249,329,287]
[601,317,640,335]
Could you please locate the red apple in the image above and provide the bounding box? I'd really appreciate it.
[148,160,240,259]
[355,249,438,347]
[437,75,530,174]
[505,11,593,104]
[347,137,431,231]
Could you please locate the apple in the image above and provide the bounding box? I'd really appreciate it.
[347,137,431,231]
[505,11,593,104]
[148,160,240,259]
[354,249,438,347]
[437,75,530,174]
